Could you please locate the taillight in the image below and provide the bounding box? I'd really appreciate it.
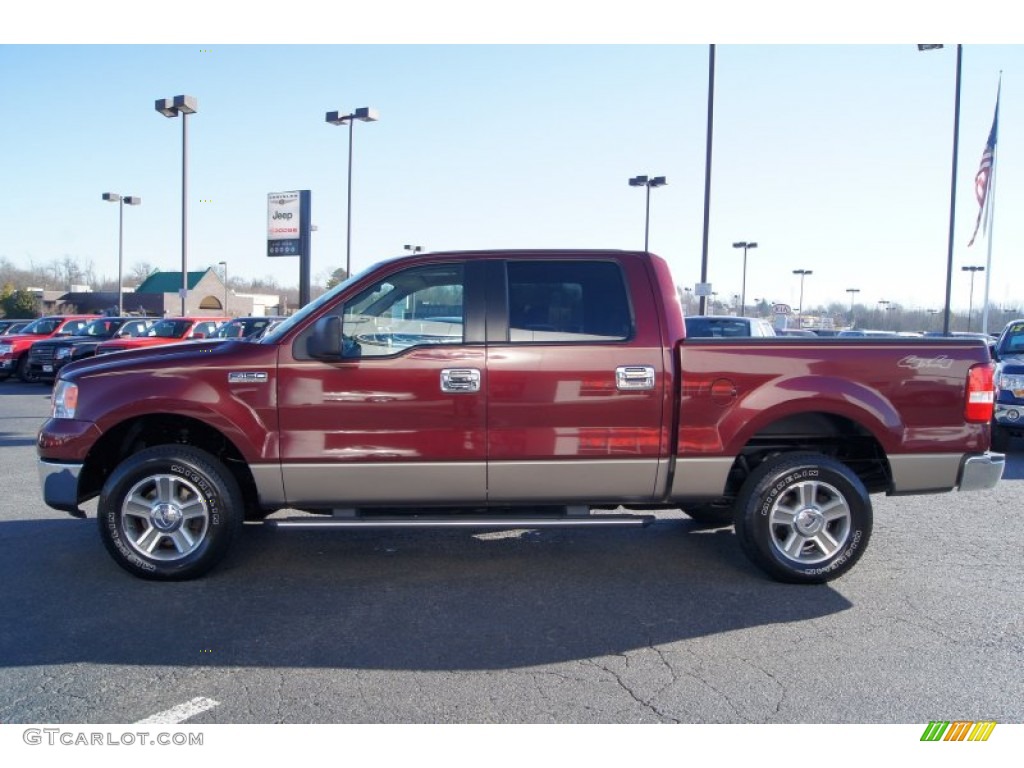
[965,363,995,423]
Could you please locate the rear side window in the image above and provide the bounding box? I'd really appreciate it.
[506,261,632,343]
[686,317,753,338]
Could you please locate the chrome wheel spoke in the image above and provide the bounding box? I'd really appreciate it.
[782,531,806,558]
[169,528,196,554]
[798,481,819,508]
[180,498,206,520]
[135,526,164,554]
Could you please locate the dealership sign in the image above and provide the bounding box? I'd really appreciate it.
[267,190,310,257]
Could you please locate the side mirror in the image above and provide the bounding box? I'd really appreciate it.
[308,315,343,359]
[192,332,206,339]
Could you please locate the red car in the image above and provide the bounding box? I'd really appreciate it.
[0,315,98,382]
[95,316,229,356]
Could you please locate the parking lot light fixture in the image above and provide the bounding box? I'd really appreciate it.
[732,241,758,316]
[404,244,424,254]
[962,265,984,332]
[846,288,860,325]
[326,106,379,279]
[219,260,228,314]
[628,175,667,252]
[918,44,962,336]
[154,94,198,315]
[793,269,812,326]
[103,193,141,316]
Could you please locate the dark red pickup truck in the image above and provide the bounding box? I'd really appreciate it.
[37,250,1003,583]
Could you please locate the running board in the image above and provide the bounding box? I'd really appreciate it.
[266,514,655,530]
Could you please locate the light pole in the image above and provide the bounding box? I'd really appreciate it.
[155,95,197,316]
[962,265,984,331]
[846,287,860,326]
[732,241,758,317]
[628,175,667,252]
[793,269,812,327]
[218,260,228,314]
[918,44,962,336]
[325,106,379,280]
[404,244,424,254]
[102,193,141,316]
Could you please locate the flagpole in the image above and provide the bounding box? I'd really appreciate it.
[981,140,998,335]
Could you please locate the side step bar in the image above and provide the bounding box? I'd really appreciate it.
[267,514,655,530]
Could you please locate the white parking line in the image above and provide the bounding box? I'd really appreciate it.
[135,696,221,724]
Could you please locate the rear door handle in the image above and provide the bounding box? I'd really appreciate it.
[441,368,481,393]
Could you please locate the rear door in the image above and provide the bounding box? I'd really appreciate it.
[485,256,669,503]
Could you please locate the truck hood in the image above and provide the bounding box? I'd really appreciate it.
[60,339,235,380]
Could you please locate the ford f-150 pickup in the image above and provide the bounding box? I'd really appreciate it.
[37,250,1004,583]
[991,318,1024,452]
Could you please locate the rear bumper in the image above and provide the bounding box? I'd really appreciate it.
[958,453,1005,492]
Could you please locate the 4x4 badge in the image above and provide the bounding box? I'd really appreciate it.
[227,372,268,383]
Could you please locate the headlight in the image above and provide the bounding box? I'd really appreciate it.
[0,343,12,356]
[997,373,1024,391]
[55,347,73,360]
[52,381,79,419]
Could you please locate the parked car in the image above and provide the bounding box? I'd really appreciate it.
[210,316,286,340]
[836,329,899,338]
[777,328,818,337]
[0,319,31,336]
[0,314,98,382]
[38,249,1001,584]
[26,316,155,383]
[94,316,229,355]
[991,319,1024,452]
[684,315,776,338]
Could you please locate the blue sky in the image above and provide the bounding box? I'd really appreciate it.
[2,12,1022,317]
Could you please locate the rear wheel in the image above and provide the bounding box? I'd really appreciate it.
[734,452,872,584]
[98,446,243,580]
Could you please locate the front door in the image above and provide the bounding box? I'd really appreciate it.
[277,261,488,508]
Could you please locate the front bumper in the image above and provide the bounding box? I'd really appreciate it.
[958,452,1005,492]
[994,402,1023,432]
[38,459,85,516]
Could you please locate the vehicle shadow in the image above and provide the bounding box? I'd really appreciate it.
[0,517,852,671]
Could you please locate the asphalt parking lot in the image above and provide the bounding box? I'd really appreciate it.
[0,380,1021,724]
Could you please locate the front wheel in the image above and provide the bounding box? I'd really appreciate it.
[16,355,40,383]
[733,452,872,584]
[98,446,243,580]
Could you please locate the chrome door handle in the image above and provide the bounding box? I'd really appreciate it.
[441,368,481,393]
[616,365,656,390]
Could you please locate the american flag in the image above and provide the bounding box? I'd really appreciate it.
[967,86,1000,247]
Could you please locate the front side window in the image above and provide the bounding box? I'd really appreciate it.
[506,261,632,343]
[340,264,465,358]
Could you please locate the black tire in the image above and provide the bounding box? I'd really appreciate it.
[683,500,735,527]
[734,452,872,584]
[990,424,1011,453]
[15,355,40,384]
[98,445,243,580]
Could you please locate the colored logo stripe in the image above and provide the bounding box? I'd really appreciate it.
[921,721,996,742]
